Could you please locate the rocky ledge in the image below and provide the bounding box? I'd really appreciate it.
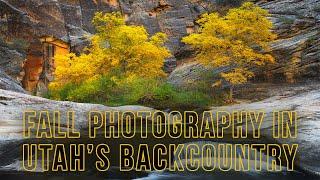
[210,83,320,176]
[0,89,155,140]
[0,83,319,178]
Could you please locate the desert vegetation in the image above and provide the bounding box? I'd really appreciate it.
[47,2,276,109]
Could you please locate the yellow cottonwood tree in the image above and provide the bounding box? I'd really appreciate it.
[50,12,171,89]
[182,2,276,100]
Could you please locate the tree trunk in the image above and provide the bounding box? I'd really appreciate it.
[229,85,233,102]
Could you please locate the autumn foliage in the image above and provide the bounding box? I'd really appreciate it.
[48,12,213,108]
[48,2,276,106]
[182,2,276,99]
[50,12,170,90]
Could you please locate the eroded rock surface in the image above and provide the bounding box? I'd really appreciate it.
[259,0,320,82]
[210,84,320,175]
[0,84,319,178]
[0,45,25,81]
[0,70,25,93]
[0,89,155,140]
[168,0,320,86]
[0,0,248,73]
[1,0,318,78]
[0,89,158,177]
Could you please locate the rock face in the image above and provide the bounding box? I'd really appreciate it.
[1,0,318,86]
[0,1,319,178]
[0,44,25,81]
[0,89,155,140]
[168,63,210,88]
[0,89,155,177]
[168,0,320,87]
[0,83,319,178]
[0,0,246,75]
[0,70,25,93]
[259,0,320,82]
[210,83,320,175]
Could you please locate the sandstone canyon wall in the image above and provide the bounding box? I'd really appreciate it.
[0,0,319,91]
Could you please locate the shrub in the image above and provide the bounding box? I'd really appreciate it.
[47,76,218,110]
[47,76,116,103]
